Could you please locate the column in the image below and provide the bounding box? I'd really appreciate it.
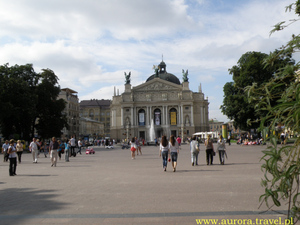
[121,107,123,126]
[150,106,152,123]
[131,107,133,125]
[181,105,184,125]
[166,106,168,125]
[191,105,194,126]
[200,107,203,124]
[146,106,149,126]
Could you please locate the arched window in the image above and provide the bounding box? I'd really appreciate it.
[138,109,145,126]
[169,108,177,125]
[154,108,161,125]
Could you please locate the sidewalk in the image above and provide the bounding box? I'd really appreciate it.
[0,144,287,224]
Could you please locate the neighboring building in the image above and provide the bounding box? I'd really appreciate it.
[79,117,104,139]
[79,99,111,137]
[209,119,223,135]
[110,60,209,142]
[59,88,80,139]
[209,119,241,138]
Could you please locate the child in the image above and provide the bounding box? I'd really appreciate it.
[130,137,137,159]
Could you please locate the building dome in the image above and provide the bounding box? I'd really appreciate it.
[146,61,181,85]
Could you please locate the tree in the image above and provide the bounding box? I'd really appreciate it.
[0,64,68,140]
[35,69,68,139]
[221,51,275,131]
[246,1,300,222]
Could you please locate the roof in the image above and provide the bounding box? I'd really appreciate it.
[61,88,77,94]
[146,72,181,85]
[146,61,181,85]
[80,99,111,108]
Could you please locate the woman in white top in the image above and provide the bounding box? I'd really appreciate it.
[8,139,17,176]
[16,140,23,163]
[159,135,170,172]
[217,135,226,165]
[190,136,199,166]
[169,135,179,172]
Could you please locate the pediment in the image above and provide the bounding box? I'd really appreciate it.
[133,78,182,92]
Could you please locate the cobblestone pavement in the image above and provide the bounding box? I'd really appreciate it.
[0,143,288,224]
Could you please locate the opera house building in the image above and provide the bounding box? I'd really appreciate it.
[110,61,209,142]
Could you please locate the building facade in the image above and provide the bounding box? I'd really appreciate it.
[79,117,104,139]
[110,61,209,142]
[59,88,80,139]
[79,99,111,137]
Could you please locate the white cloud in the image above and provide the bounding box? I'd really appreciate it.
[0,0,298,122]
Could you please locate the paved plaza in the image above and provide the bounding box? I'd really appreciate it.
[0,143,288,224]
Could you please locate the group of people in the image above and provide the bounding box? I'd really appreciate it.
[2,135,86,176]
[191,134,227,166]
[154,134,227,172]
[130,137,142,159]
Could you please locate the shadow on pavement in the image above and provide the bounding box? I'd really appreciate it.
[0,188,69,224]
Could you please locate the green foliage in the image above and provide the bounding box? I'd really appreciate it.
[221,51,285,131]
[247,1,300,222]
[0,64,68,140]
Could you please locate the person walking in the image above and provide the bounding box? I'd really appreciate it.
[176,136,181,147]
[29,138,38,163]
[42,141,48,158]
[135,137,142,155]
[8,139,17,176]
[205,135,214,165]
[58,140,63,160]
[64,139,70,162]
[16,140,23,164]
[217,135,226,165]
[130,137,137,159]
[190,136,199,166]
[2,140,9,162]
[159,135,170,172]
[169,135,179,172]
[70,136,76,156]
[49,137,59,167]
[77,139,82,154]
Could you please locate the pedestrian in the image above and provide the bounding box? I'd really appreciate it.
[42,141,48,158]
[169,135,179,172]
[70,136,76,156]
[7,139,17,176]
[195,137,201,165]
[49,137,59,167]
[228,134,231,145]
[130,137,137,159]
[280,132,285,145]
[36,139,41,158]
[176,136,182,147]
[77,139,82,154]
[29,138,38,163]
[135,137,142,155]
[2,140,9,162]
[205,134,214,165]
[58,140,63,160]
[159,135,170,172]
[217,135,226,165]
[16,140,23,163]
[64,139,70,162]
[190,136,199,166]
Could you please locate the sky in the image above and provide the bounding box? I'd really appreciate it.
[0,0,299,122]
